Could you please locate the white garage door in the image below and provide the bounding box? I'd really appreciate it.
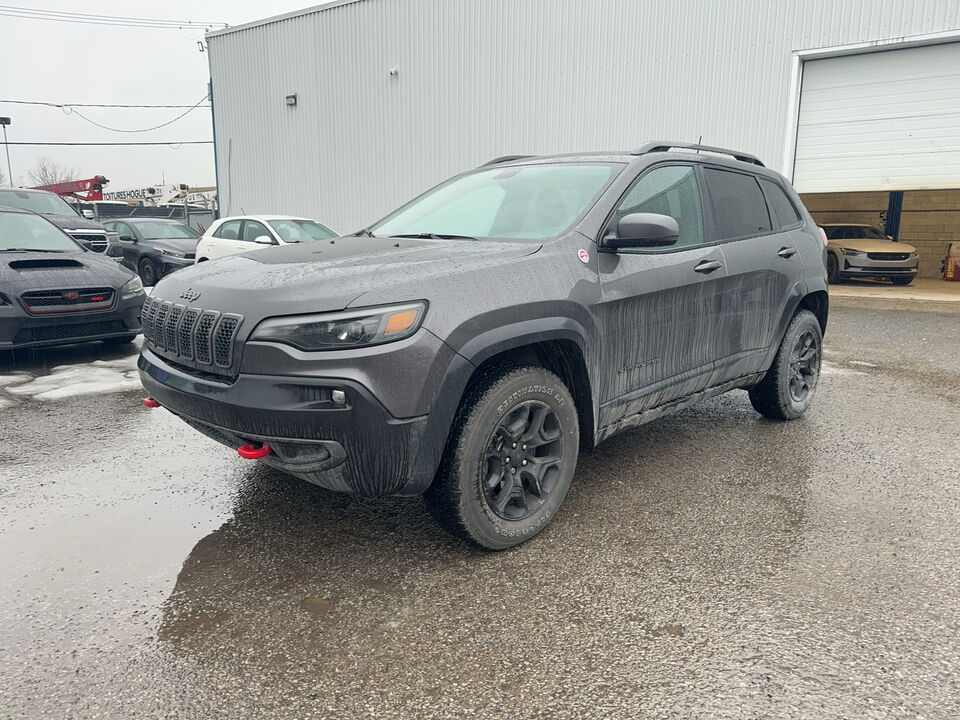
[793,42,960,193]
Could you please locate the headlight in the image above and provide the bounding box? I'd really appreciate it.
[839,247,865,256]
[156,248,186,258]
[106,231,120,246]
[120,275,144,299]
[250,302,427,351]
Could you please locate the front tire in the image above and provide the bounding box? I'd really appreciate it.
[826,252,841,283]
[891,276,914,286]
[138,257,158,286]
[748,310,822,421]
[423,365,579,550]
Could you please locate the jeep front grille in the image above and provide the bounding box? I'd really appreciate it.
[141,296,243,375]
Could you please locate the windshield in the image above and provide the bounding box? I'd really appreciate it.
[269,219,337,243]
[0,212,81,251]
[134,222,200,240]
[853,227,889,240]
[0,189,77,216]
[371,163,617,240]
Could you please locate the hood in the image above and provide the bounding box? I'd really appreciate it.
[830,237,916,253]
[0,250,136,294]
[151,235,541,319]
[42,213,109,232]
[143,237,198,254]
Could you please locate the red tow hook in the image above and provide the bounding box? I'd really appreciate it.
[142,397,161,408]
[237,443,271,460]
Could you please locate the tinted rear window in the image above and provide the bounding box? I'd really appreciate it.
[759,178,801,229]
[703,168,771,239]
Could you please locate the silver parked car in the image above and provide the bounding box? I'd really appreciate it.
[822,224,919,285]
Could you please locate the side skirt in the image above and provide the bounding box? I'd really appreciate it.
[594,371,765,444]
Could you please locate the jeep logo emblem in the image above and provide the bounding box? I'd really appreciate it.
[180,288,201,301]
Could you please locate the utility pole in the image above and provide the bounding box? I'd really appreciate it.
[0,117,12,186]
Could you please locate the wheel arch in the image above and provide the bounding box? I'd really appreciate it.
[406,320,597,494]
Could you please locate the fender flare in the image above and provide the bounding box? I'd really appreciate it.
[403,317,594,494]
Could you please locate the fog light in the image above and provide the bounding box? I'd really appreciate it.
[331,389,346,406]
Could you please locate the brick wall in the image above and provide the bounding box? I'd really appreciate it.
[800,190,959,278]
[899,190,960,279]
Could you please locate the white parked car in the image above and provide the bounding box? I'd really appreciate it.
[195,215,337,262]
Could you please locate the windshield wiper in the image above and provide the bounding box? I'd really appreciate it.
[388,233,477,241]
[1,248,68,253]
[354,228,377,237]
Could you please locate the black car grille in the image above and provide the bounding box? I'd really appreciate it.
[867,252,910,261]
[13,319,127,344]
[141,296,243,376]
[70,233,109,252]
[20,287,115,314]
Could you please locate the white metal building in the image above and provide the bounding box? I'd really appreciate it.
[206,0,960,275]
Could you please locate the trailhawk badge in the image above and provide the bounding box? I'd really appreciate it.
[578,248,590,264]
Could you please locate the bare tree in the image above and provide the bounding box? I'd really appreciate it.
[28,157,79,187]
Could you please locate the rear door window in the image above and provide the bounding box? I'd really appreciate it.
[759,178,801,229]
[703,168,772,240]
[215,220,242,240]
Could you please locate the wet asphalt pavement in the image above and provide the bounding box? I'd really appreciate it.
[1,299,959,719]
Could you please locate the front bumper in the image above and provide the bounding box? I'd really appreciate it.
[158,255,194,277]
[840,254,919,279]
[0,295,144,350]
[138,346,431,496]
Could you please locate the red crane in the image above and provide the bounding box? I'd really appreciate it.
[30,175,109,201]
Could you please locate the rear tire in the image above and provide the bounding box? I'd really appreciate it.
[748,310,822,421]
[891,276,914,286]
[423,365,579,550]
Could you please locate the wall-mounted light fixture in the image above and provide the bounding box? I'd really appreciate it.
[285,93,298,107]
[388,68,399,77]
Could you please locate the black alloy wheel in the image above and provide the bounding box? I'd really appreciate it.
[138,257,158,287]
[482,400,565,521]
[788,329,819,403]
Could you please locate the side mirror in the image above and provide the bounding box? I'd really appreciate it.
[120,234,136,242]
[254,235,276,245]
[605,213,680,250]
[82,209,95,220]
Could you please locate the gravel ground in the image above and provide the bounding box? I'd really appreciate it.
[1,299,958,719]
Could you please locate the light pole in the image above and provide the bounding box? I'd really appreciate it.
[0,117,11,186]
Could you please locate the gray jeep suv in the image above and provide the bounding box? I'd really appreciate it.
[139,142,828,549]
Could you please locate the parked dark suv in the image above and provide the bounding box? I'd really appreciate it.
[139,142,828,549]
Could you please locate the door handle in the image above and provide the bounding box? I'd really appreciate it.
[694,259,723,273]
[778,246,797,259]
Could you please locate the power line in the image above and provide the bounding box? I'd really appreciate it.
[65,95,210,133]
[5,141,213,146]
[0,5,226,30]
[0,99,211,109]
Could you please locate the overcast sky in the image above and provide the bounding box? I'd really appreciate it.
[0,1,315,190]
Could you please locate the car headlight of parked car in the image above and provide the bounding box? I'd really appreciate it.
[250,302,427,351]
[120,275,145,299]
[838,247,866,257]
[156,248,187,258]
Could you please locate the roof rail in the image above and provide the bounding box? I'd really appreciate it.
[481,155,536,167]
[631,141,764,167]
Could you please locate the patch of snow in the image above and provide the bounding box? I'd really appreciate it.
[0,374,31,387]
[6,357,141,401]
[820,361,866,377]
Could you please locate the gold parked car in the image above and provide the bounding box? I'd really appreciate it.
[822,224,919,285]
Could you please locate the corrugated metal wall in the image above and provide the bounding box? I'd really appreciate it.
[207,0,959,232]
